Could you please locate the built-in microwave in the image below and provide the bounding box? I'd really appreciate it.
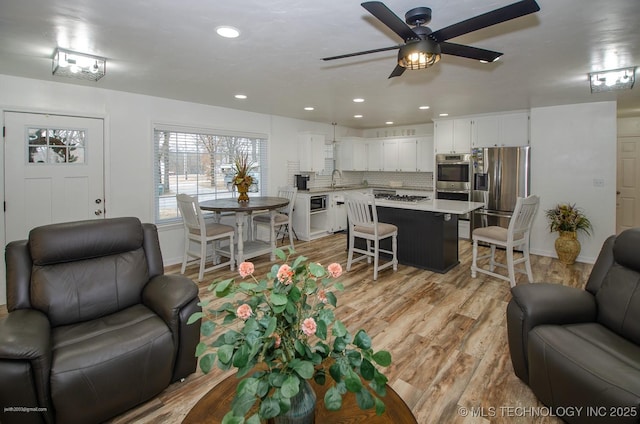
[310,195,327,212]
[436,153,471,192]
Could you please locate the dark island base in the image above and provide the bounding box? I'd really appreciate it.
[351,207,459,274]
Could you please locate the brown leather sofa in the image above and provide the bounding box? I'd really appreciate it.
[507,228,640,423]
[0,217,202,424]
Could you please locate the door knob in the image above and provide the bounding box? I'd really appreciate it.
[95,210,103,216]
[95,199,102,204]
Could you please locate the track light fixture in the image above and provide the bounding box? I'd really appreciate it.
[588,67,635,93]
[52,48,106,81]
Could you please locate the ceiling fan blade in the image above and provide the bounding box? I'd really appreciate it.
[388,65,406,79]
[322,45,401,61]
[440,42,502,62]
[361,1,419,41]
[430,0,540,42]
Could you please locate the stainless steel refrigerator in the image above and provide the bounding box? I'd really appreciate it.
[471,146,530,231]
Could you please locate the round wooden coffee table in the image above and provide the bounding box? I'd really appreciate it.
[183,373,417,423]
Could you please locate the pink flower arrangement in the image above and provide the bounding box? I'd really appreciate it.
[236,304,252,320]
[238,261,254,278]
[301,317,317,336]
[317,289,328,304]
[327,262,343,278]
[190,248,392,423]
[276,263,294,285]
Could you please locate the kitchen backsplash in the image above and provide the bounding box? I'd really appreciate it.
[286,160,433,191]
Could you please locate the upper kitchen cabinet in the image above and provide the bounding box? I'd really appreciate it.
[298,132,326,173]
[366,139,384,171]
[472,111,529,147]
[416,136,434,172]
[383,138,417,172]
[434,119,472,154]
[336,137,367,171]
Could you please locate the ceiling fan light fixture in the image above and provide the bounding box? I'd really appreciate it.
[398,39,441,70]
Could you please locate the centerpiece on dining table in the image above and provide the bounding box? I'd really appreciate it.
[189,248,392,423]
[232,152,255,203]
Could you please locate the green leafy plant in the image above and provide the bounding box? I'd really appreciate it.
[188,248,392,423]
[545,203,593,235]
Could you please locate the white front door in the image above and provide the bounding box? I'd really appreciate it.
[616,136,640,234]
[4,112,105,243]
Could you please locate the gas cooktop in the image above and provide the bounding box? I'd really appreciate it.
[374,194,430,202]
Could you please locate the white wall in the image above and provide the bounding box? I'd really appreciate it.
[0,74,339,305]
[529,101,617,263]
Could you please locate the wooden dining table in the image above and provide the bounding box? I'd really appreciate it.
[200,196,289,265]
[182,372,418,423]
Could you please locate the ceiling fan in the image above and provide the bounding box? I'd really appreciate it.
[322,0,540,78]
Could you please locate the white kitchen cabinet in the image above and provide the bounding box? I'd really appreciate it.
[366,139,383,171]
[397,139,417,171]
[472,112,529,147]
[328,192,348,232]
[434,119,472,153]
[298,133,326,173]
[416,136,434,172]
[291,193,330,241]
[382,140,396,171]
[383,138,418,172]
[336,138,366,171]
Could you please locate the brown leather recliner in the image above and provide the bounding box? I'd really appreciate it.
[0,217,202,424]
[507,228,640,424]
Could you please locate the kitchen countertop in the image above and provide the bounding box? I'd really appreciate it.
[299,186,481,215]
[300,185,433,193]
[375,198,484,215]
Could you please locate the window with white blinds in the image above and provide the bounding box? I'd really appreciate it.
[153,126,267,223]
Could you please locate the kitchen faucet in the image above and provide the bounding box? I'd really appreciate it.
[331,168,342,188]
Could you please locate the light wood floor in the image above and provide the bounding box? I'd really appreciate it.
[11,233,595,423]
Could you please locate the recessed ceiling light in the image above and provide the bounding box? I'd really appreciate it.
[234,94,247,99]
[439,113,449,117]
[353,98,365,103]
[419,106,430,110]
[354,114,363,118]
[304,107,314,111]
[216,26,240,38]
[385,121,394,125]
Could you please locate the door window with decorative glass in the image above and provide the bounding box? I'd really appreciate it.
[28,128,86,164]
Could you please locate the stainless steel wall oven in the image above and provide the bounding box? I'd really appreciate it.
[436,153,472,193]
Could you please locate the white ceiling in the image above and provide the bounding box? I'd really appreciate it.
[0,0,638,129]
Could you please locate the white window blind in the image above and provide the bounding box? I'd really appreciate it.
[153,126,268,223]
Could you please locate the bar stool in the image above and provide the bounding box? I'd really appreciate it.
[471,194,540,287]
[345,192,398,280]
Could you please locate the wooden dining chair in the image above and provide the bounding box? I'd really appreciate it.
[177,193,235,281]
[252,186,297,248]
[470,194,540,287]
[345,192,398,281]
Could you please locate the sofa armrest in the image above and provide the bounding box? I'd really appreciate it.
[0,309,50,362]
[143,274,202,381]
[143,274,199,327]
[0,309,53,423]
[507,283,596,384]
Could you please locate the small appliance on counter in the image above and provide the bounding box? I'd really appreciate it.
[295,174,310,190]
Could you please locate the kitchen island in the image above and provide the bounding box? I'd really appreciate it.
[351,198,485,273]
